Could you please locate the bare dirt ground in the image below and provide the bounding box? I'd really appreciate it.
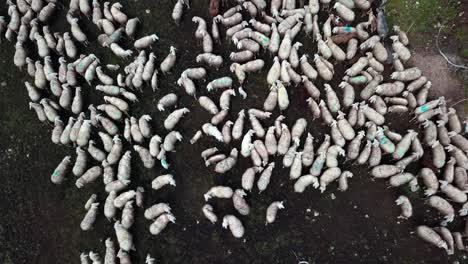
[410,49,466,113]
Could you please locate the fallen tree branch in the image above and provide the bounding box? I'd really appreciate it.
[450,98,468,108]
[436,26,468,70]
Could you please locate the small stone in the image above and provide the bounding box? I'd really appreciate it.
[145,9,150,13]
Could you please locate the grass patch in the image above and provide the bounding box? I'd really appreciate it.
[401,185,423,200]
[455,27,468,59]
[386,0,460,33]
[455,27,467,42]
[464,83,468,113]
[3,252,13,264]
[461,49,468,58]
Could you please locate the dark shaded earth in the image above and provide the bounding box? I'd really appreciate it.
[0,0,467,263]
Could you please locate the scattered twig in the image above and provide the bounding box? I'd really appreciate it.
[409,115,418,123]
[291,250,310,264]
[436,26,468,70]
[406,21,415,34]
[450,98,468,108]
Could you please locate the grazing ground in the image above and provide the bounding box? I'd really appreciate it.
[0,0,467,263]
[386,0,468,113]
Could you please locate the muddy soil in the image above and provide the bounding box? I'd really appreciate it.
[0,0,467,263]
[410,49,466,113]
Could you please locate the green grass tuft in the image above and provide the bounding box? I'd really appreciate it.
[386,0,460,33]
[3,253,13,264]
[462,49,468,58]
[455,27,468,59]
[464,83,468,113]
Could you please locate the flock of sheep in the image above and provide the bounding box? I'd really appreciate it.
[3,0,468,262]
